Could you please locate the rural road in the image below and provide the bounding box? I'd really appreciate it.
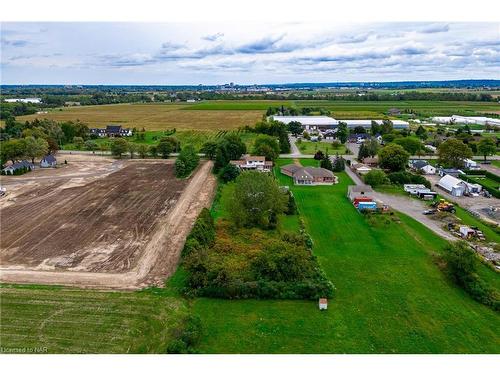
[343,166,456,241]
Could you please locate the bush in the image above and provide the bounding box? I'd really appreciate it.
[218,163,240,183]
[182,208,215,257]
[387,171,431,188]
[286,191,297,215]
[175,144,199,178]
[443,241,499,311]
[364,170,389,186]
[166,315,202,354]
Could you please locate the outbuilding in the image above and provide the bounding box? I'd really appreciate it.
[40,154,57,168]
[319,298,328,310]
[438,175,467,197]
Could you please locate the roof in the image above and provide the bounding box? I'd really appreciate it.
[244,155,265,162]
[281,164,334,179]
[6,160,34,170]
[411,160,429,169]
[41,154,56,163]
[302,167,334,178]
[438,174,465,190]
[106,125,122,132]
[272,116,338,126]
[362,157,378,164]
[348,185,374,194]
[281,164,302,174]
[319,298,328,304]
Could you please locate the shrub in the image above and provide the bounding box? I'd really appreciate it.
[364,170,389,187]
[387,171,431,188]
[314,150,325,160]
[175,144,199,178]
[218,163,240,183]
[286,191,297,215]
[166,315,202,354]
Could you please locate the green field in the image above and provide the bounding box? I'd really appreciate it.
[0,284,188,354]
[1,158,499,353]
[297,140,347,155]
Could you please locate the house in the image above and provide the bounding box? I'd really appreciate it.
[40,154,57,168]
[280,164,337,185]
[347,184,374,201]
[409,160,436,175]
[229,155,273,172]
[438,175,467,196]
[2,160,34,175]
[438,168,463,178]
[89,125,132,138]
[362,157,378,167]
[351,163,372,175]
[319,298,328,310]
[463,159,479,170]
[387,108,402,115]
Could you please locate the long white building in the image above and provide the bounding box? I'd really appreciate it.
[271,115,409,130]
[431,115,500,126]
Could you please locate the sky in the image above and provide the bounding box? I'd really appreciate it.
[1,22,499,85]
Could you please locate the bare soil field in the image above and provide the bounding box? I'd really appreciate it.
[16,103,263,130]
[0,159,216,289]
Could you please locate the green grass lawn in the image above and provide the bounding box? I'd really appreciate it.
[191,158,500,353]
[297,141,347,155]
[0,284,188,354]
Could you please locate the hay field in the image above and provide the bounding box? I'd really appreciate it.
[17,103,264,130]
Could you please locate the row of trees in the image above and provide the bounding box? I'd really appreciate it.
[1,137,49,165]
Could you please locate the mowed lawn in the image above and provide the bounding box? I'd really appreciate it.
[0,285,188,354]
[16,103,263,130]
[192,158,500,353]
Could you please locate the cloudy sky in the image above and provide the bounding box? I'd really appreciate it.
[1,22,499,85]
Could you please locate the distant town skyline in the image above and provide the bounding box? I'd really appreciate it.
[1,22,499,85]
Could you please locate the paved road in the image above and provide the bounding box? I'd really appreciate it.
[344,166,456,241]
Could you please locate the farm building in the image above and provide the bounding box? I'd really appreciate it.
[438,175,467,196]
[347,184,374,201]
[431,115,500,126]
[271,115,338,131]
[229,155,273,172]
[3,97,42,104]
[280,164,337,185]
[40,154,57,168]
[2,160,34,175]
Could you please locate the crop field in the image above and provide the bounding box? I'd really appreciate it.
[0,285,188,353]
[16,103,263,130]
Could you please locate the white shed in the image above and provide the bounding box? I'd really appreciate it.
[319,298,328,310]
[438,175,466,197]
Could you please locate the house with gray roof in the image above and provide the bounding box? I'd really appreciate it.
[2,160,34,175]
[40,154,57,168]
[280,164,337,185]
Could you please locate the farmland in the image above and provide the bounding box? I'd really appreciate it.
[0,160,217,288]
[16,103,263,130]
[1,158,499,353]
[13,100,499,132]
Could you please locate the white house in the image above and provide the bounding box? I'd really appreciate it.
[229,155,273,172]
[40,154,57,168]
[438,175,467,196]
[2,160,34,175]
[409,160,436,175]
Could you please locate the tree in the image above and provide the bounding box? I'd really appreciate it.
[320,154,333,171]
[110,138,128,159]
[393,137,422,155]
[287,121,303,137]
[200,140,218,160]
[364,170,389,186]
[370,121,381,136]
[438,139,473,168]
[332,155,345,172]
[1,139,25,164]
[214,134,247,171]
[218,163,240,183]
[84,140,98,152]
[252,134,280,161]
[378,143,409,172]
[21,136,48,163]
[364,137,380,157]
[175,144,199,178]
[415,125,428,140]
[73,136,84,150]
[380,119,393,134]
[227,171,287,229]
[137,144,149,159]
[336,122,348,144]
[477,138,496,162]
[314,150,325,160]
[357,143,370,161]
[352,126,366,134]
[157,137,179,159]
[46,137,60,154]
[128,142,138,159]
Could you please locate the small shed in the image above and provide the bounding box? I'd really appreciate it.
[40,154,57,168]
[347,185,374,201]
[319,298,328,310]
[438,174,466,197]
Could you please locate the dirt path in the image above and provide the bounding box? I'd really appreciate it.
[344,167,455,241]
[0,161,216,290]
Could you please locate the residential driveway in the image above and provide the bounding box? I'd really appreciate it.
[344,167,455,241]
[424,174,500,224]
